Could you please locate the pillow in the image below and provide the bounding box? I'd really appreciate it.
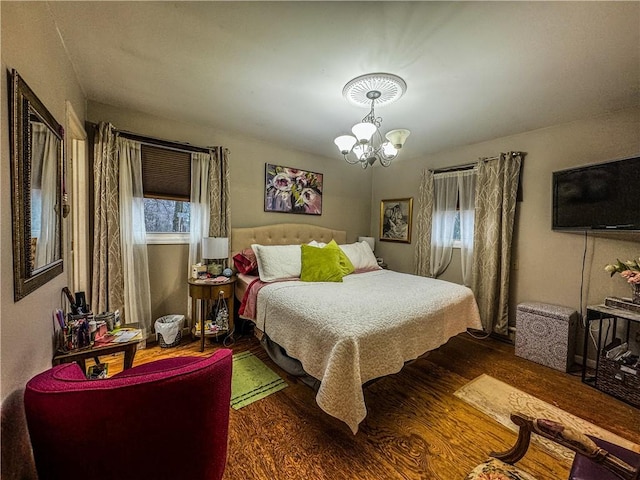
[300,244,343,282]
[251,244,302,282]
[324,239,355,276]
[232,247,258,275]
[306,239,355,276]
[307,240,327,248]
[339,241,380,272]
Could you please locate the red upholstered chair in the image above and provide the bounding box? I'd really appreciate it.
[24,349,232,480]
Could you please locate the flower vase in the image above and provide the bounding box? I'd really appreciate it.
[633,283,640,305]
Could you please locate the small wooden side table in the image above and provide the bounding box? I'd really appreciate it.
[188,277,236,352]
[52,339,139,372]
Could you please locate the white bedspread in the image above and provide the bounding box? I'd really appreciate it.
[255,269,482,433]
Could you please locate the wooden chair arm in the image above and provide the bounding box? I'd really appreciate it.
[489,412,533,464]
[491,413,638,480]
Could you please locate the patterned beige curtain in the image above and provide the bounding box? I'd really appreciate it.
[414,169,434,277]
[208,147,231,238]
[91,123,124,316]
[471,152,522,335]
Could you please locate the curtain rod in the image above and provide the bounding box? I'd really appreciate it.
[118,130,214,155]
[430,163,477,174]
[88,122,219,155]
[430,151,524,174]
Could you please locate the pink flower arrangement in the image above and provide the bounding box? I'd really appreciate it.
[604,257,640,284]
[621,270,640,285]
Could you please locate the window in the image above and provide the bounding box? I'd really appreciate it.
[432,206,462,247]
[452,210,462,248]
[140,145,191,242]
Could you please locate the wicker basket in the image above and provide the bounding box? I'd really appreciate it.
[158,330,182,348]
[596,355,640,408]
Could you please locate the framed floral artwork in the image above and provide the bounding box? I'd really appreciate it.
[264,164,323,215]
[379,198,413,243]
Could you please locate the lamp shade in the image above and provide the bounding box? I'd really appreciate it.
[381,141,398,158]
[352,144,368,160]
[202,237,228,259]
[385,129,411,148]
[358,236,375,252]
[334,135,357,154]
[352,122,377,143]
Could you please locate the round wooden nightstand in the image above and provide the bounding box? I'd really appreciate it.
[188,276,236,352]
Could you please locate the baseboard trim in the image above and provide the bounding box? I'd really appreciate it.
[574,354,597,369]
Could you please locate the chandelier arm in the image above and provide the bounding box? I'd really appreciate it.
[379,157,393,167]
[343,154,360,165]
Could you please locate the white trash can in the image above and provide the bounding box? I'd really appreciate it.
[154,315,185,348]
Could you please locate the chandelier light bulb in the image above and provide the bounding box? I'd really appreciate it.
[351,122,377,143]
[352,144,367,160]
[334,135,357,154]
[381,141,398,158]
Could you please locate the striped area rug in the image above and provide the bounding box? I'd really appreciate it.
[231,351,287,409]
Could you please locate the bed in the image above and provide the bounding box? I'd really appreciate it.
[231,223,482,433]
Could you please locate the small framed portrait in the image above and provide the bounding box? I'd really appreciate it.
[379,198,413,243]
[264,163,323,215]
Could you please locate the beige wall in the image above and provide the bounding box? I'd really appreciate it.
[2,1,637,402]
[1,2,86,400]
[87,101,373,320]
[372,107,640,354]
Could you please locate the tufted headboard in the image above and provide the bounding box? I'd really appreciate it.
[231,223,347,256]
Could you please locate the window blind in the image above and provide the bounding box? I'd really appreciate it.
[141,145,190,201]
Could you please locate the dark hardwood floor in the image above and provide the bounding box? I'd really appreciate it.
[102,331,640,480]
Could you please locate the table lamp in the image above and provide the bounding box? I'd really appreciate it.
[358,236,375,253]
[202,237,228,275]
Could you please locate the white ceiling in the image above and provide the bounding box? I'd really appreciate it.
[48,1,639,161]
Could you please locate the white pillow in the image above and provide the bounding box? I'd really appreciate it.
[251,244,302,282]
[339,241,380,272]
[307,240,327,248]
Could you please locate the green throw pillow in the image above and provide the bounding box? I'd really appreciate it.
[325,239,355,276]
[300,244,344,282]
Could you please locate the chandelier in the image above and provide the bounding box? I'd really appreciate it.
[334,73,410,169]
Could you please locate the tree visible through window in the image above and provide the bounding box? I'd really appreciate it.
[453,210,461,243]
[143,199,190,233]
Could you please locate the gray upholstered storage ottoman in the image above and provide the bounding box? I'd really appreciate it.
[515,302,579,372]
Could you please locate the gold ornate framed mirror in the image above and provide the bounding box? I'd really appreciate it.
[9,69,64,301]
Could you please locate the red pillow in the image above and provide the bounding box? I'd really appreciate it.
[232,247,258,275]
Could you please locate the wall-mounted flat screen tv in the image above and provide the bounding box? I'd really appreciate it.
[552,156,640,231]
